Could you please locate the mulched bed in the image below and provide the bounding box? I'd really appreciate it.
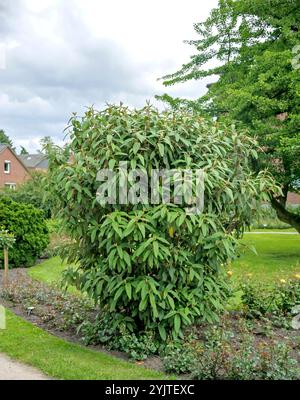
[0,268,164,371]
[1,268,300,375]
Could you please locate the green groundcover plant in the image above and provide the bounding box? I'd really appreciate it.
[240,278,300,319]
[0,197,49,267]
[47,104,276,341]
[190,326,299,380]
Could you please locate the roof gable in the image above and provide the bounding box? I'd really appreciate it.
[0,143,30,173]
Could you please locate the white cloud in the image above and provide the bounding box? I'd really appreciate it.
[0,0,218,152]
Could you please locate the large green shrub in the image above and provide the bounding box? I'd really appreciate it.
[48,104,276,340]
[0,197,49,267]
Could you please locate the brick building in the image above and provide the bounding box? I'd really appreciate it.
[0,144,30,189]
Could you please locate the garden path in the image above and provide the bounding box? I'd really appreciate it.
[0,353,50,380]
[0,269,50,380]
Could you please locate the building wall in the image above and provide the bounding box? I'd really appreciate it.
[0,148,30,188]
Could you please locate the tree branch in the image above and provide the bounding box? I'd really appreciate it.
[270,195,300,233]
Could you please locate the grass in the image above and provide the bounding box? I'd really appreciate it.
[29,256,70,285]
[232,233,300,282]
[247,227,297,232]
[0,309,170,380]
[28,256,79,294]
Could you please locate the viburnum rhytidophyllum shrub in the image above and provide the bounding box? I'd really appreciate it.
[48,104,276,341]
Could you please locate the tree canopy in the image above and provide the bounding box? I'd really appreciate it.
[159,0,300,232]
[0,129,14,148]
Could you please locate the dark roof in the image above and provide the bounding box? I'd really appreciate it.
[19,154,49,169]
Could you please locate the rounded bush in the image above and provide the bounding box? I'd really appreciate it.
[0,197,49,267]
[48,104,275,340]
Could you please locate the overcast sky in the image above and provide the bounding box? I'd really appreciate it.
[0,0,218,151]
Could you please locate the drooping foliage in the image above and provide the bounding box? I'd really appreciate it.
[48,104,276,340]
[159,0,300,231]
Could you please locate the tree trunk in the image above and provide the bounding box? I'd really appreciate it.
[3,247,9,287]
[270,195,300,233]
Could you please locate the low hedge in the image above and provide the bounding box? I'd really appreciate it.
[0,197,49,267]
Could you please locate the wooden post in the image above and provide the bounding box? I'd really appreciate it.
[3,247,8,287]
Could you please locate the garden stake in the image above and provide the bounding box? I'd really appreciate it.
[3,247,9,287]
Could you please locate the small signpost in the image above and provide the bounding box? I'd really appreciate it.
[0,228,15,287]
[0,305,5,329]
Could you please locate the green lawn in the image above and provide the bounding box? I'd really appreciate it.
[247,228,297,232]
[29,256,71,285]
[28,256,79,294]
[0,309,169,380]
[232,233,300,282]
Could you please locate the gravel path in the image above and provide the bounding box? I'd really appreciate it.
[0,353,50,380]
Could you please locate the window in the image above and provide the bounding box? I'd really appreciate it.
[4,183,16,190]
[4,160,11,174]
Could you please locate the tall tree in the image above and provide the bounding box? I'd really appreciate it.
[20,146,29,155]
[0,129,14,148]
[159,0,300,232]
